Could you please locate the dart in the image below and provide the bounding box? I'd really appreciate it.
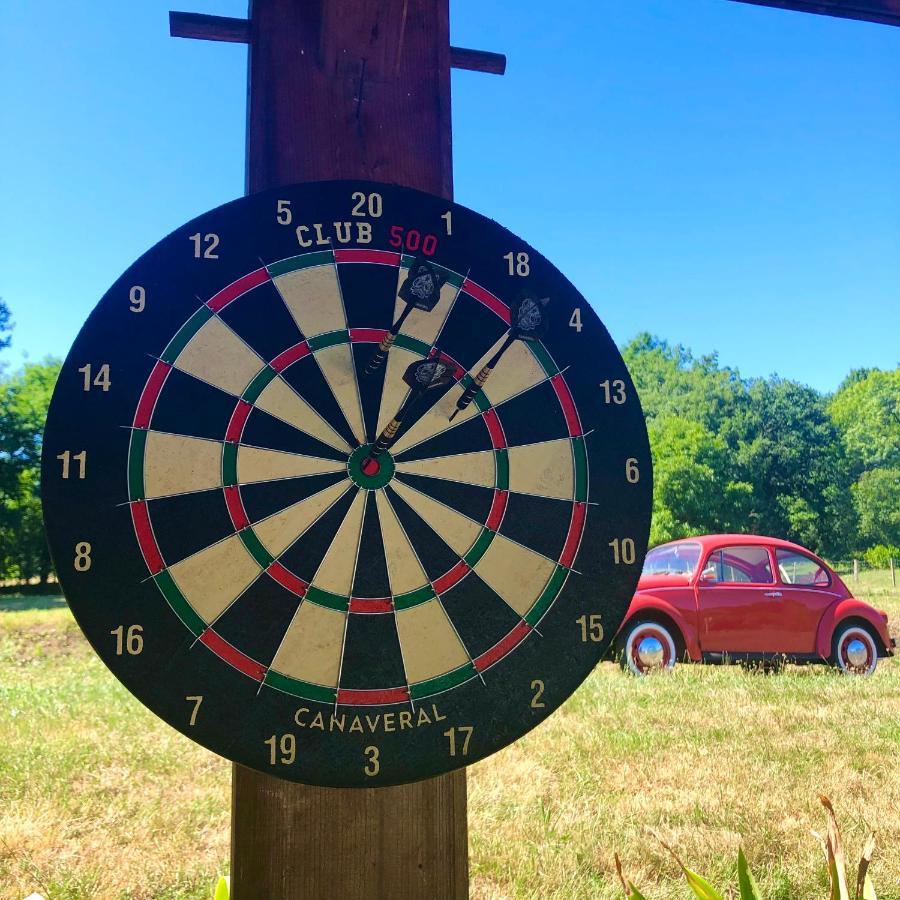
[362,354,455,473]
[364,258,445,377]
[449,293,549,420]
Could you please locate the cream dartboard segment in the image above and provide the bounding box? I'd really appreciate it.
[42,180,651,787]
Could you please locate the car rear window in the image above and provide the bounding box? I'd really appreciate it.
[701,546,773,584]
[776,549,831,586]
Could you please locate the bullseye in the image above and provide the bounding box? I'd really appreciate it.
[361,457,380,476]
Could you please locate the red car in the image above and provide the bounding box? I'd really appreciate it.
[616,535,895,676]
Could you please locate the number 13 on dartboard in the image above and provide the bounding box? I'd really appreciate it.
[42,180,651,787]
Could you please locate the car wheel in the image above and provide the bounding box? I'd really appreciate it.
[831,625,879,676]
[618,620,678,676]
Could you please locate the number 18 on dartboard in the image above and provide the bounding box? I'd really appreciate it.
[42,180,651,787]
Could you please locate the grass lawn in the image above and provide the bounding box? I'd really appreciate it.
[1,571,898,899]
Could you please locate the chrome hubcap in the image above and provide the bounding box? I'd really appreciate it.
[636,635,664,668]
[845,638,869,668]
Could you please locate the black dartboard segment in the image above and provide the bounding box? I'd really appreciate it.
[42,180,652,787]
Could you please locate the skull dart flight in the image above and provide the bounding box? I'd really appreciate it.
[449,293,549,421]
[362,354,455,473]
[364,258,445,377]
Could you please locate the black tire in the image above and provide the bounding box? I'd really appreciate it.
[830,623,879,676]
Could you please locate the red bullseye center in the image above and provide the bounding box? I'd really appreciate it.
[361,457,380,476]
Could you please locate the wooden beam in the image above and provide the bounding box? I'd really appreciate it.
[727,0,900,26]
[221,1,468,893]
[169,11,250,42]
[169,10,506,73]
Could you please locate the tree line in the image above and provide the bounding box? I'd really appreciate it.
[623,333,899,564]
[0,313,897,583]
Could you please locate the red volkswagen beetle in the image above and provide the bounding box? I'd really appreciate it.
[616,535,895,676]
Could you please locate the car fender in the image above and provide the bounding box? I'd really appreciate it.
[618,594,702,661]
[816,599,894,659]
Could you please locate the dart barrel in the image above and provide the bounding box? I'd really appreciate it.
[370,417,402,457]
[365,332,397,376]
[452,364,493,418]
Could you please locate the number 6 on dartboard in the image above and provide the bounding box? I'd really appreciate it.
[41,179,651,787]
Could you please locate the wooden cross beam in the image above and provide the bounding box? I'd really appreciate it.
[170,10,507,73]
[727,0,900,27]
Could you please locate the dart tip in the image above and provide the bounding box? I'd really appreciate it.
[448,409,459,422]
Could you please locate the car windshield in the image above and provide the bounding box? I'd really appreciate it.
[642,543,701,577]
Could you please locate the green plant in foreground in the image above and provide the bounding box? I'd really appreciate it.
[616,796,877,899]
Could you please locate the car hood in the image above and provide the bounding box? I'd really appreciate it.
[636,573,692,591]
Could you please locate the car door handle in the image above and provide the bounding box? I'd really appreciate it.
[764,591,782,598]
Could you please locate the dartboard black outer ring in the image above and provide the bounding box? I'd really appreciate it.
[41,180,652,787]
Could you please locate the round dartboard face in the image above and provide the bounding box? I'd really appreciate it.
[42,180,651,787]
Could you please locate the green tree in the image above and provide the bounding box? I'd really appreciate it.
[828,368,900,473]
[0,358,61,583]
[852,467,900,549]
[622,332,744,432]
[648,416,752,546]
[731,378,856,557]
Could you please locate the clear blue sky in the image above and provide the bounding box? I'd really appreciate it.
[1,0,897,392]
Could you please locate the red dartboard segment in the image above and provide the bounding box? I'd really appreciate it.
[224,485,251,531]
[349,597,394,613]
[432,560,472,594]
[199,629,267,681]
[560,502,588,569]
[266,561,308,597]
[206,267,270,312]
[133,361,172,429]
[270,341,311,372]
[42,180,652,788]
[482,408,507,449]
[462,278,511,324]
[130,500,165,575]
[551,374,583,437]
[348,327,390,343]
[333,248,402,266]
[225,400,254,443]
[485,490,508,531]
[337,686,411,705]
[474,620,533,673]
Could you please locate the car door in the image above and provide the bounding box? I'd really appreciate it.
[773,548,839,654]
[697,544,786,653]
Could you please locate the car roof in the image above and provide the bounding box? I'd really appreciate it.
[650,534,822,556]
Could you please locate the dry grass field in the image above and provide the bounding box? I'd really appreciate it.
[1,571,898,899]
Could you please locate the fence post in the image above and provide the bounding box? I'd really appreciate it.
[891,557,896,589]
[853,559,859,583]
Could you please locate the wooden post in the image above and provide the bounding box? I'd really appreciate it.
[853,558,859,583]
[169,1,505,896]
[890,557,896,588]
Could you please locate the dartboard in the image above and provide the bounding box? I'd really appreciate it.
[42,180,651,786]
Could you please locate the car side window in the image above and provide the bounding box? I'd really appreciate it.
[701,546,773,584]
[776,549,831,587]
